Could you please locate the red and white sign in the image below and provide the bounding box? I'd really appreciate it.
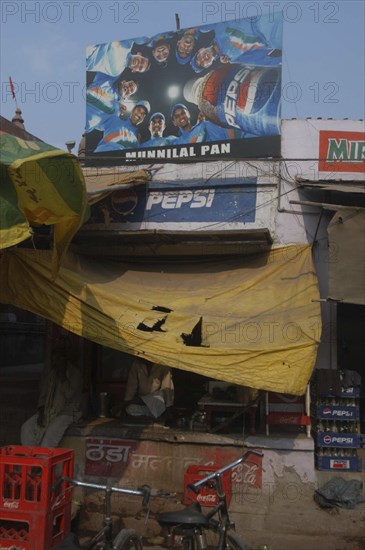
[282,119,365,181]
[331,459,350,469]
[201,448,262,489]
[319,130,365,173]
[266,392,310,429]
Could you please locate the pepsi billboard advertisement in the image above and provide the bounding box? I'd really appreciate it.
[85,13,282,165]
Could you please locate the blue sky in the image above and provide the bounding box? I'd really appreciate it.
[1,0,364,150]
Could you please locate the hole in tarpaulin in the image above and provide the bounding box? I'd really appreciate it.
[181,317,203,346]
[152,305,172,313]
[137,317,167,332]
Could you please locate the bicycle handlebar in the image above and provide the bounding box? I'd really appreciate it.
[52,477,152,506]
[187,449,263,494]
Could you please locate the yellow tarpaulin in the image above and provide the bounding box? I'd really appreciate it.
[0,244,321,395]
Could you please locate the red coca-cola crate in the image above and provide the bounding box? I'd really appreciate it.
[0,505,71,550]
[0,446,74,513]
[0,446,74,550]
[183,465,232,507]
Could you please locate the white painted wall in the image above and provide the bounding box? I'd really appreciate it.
[282,118,365,181]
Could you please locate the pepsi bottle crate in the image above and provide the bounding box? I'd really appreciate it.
[311,386,360,399]
[315,453,362,472]
[312,404,360,421]
[312,430,363,448]
[329,386,360,398]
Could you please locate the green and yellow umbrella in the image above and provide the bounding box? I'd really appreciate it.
[0,116,89,277]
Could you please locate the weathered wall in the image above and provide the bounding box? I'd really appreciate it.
[61,427,365,550]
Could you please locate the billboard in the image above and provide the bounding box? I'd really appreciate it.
[318,130,365,174]
[85,177,258,228]
[85,13,282,165]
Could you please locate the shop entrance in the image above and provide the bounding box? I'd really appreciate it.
[337,302,365,432]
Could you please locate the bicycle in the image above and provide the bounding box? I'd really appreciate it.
[157,449,264,550]
[52,476,151,549]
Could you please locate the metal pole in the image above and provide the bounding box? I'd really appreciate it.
[175,13,180,30]
[305,384,311,438]
[265,392,269,436]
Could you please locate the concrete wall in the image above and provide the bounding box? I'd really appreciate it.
[61,425,365,550]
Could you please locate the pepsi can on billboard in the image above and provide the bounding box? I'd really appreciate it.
[184,63,281,137]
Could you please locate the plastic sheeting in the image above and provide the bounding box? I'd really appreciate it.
[314,478,364,509]
[0,244,321,395]
[328,209,365,305]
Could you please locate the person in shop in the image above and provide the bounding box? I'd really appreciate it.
[20,335,83,448]
[112,357,174,420]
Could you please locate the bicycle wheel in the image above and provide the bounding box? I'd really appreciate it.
[113,529,143,550]
[226,530,252,550]
[183,536,197,550]
[206,520,252,550]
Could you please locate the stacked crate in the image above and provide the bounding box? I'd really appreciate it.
[0,446,74,550]
[311,386,363,472]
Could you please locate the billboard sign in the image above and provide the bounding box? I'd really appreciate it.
[319,130,365,173]
[282,119,365,181]
[85,13,282,165]
[84,178,258,228]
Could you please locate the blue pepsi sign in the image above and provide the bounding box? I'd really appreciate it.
[87,178,257,225]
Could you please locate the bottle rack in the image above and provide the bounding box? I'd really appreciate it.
[0,446,74,550]
[311,386,363,472]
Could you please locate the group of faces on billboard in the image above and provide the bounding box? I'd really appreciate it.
[85,12,282,163]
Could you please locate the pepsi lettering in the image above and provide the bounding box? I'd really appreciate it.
[322,435,355,445]
[318,405,359,420]
[333,409,353,418]
[146,189,215,211]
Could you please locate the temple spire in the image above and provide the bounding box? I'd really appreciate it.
[12,107,25,130]
[9,77,25,130]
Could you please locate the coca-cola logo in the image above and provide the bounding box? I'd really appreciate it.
[197,493,216,504]
[3,500,19,509]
